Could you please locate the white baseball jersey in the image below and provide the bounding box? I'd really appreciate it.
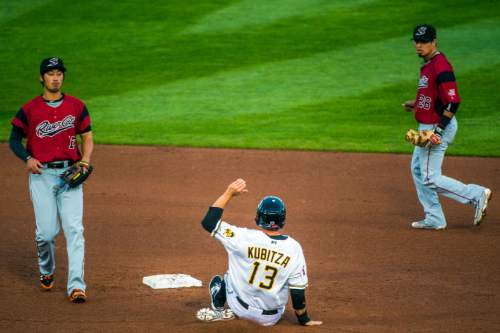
[212,220,308,310]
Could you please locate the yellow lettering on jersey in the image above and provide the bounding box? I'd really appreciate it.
[281,256,290,268]
[275,252,283,265]
[247,246,291,268]
[261,248,267,260]
[248,247,254,259]
[269,250,277,262]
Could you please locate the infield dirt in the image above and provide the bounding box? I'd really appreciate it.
[1,143,499,332]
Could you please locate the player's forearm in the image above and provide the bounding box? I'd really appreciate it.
[9,126,30,162]
[294,308,311,325]
[212,190,234,209]
[437,106,458,129]
[290,288,311,325]
[80,131,94,163]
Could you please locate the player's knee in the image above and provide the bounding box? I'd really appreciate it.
[64,225,84,240]
[36,230,58,242]
[423,178,438,190]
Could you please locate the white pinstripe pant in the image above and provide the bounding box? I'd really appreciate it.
[411,117,485,227]
[29,167,86,295]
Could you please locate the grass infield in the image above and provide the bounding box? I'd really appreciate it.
[1,0,499,156]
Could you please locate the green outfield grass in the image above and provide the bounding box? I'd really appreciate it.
[1,0,499,156]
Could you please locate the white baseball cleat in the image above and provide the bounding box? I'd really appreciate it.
[196,307,235,322]
[411,220,446,230]
[473,188,492,226]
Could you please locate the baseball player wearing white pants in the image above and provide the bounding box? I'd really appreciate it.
[29,168,85,295]
[9,57,93,303]
[196,179,322,327]
[404,24,492,230]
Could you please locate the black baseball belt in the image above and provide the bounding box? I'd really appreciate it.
[44,160,72,169]
[236,296,278,315]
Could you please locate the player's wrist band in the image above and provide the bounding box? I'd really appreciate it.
[439,115,451,129]
[296,310,310,325]
[434,126,444,136]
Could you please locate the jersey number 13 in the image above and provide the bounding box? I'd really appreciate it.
[248,261,278,290]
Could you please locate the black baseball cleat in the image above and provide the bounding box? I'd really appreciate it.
[40,274,54,291]
[209,275,225,311]
[69,289,87,303]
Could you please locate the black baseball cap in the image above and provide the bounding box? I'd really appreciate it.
[40,57,66,75]
[412,24,436,42]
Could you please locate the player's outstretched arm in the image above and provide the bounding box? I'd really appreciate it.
[212,178,248,209]
[295,308,323,326]
[290,289,322,326]
[201,179,248,233]
[294,308,323,326]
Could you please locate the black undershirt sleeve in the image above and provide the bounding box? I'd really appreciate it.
[9,126,30,161]
[201,207,224,233]
[436,71,455,85]
[290,289,311,325]
[438,102,459,129]
[290,288,306,310]
[77,125,92,134]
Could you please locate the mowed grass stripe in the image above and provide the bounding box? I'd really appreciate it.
[0,0,50,24]
[184,0,376,34]
[241,65,500,155]
[92,63,499,156]
[0,0,497,101]
[0,1,498,156]
[89,19,500,122]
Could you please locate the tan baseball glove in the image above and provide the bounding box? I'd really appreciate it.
[405,129,434,147]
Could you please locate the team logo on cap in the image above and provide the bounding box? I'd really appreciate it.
[48,57,60,66]
[416,26,427,36]
[36,115,75,138]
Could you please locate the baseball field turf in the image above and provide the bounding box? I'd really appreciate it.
[1,0,499,155]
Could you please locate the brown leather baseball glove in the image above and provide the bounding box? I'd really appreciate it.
[405,129,434,147]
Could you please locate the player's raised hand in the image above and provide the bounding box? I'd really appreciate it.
[227,178,248,196]
[213,179,248,208]
[305,320,323,326]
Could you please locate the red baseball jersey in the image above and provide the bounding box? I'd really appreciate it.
[11,94,91,163]
[414,52,460,124]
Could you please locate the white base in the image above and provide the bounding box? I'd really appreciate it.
[142,274,202,289]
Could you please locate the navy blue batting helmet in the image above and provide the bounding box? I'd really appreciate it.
[255,196,286,230]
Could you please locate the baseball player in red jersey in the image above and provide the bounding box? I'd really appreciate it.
[196,179,322,327]
[9,57,93,302]
[403,25,492,230]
